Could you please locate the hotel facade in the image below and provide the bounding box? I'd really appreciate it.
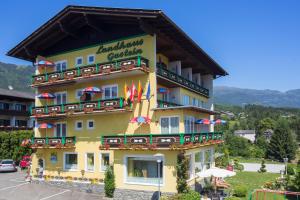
[8,6,227,193]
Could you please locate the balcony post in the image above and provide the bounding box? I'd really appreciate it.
[137,55,141,67]
[95,64,99,73]
[62,136,66,145]
[124,134,127,144]
[73,136,76,144]
[46,137,49,145]
[179,133,184,145]
[149,133,153,144]
[206,133,208,142]
[212,132,215,140]
[120,98,123,108]
[77,66,80,76]
[191,133,195,142]
[61,104,64,113]
[97,100,101,109]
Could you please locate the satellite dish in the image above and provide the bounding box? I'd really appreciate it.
[8,85,14,90]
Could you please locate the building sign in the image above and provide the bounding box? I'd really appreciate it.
[96,38,144,61]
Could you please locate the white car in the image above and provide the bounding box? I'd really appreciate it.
[0,159,18,172]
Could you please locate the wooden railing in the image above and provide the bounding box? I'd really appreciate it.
[156,65,209,97]
[30,136,76,148]
[32,56,149,86]
[100,132,223,150]
[31,98,125,118]
[157,100,182,108]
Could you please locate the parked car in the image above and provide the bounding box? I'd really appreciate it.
[19,156,31,169]
[0,159,17,172]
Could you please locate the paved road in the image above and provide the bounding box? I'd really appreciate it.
[241,163,285,173]
[0,169,104,200]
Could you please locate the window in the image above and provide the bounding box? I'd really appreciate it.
[103,85,118,99]
[85,153,95,172]
[0,119,10,126]
[162,93,169,102]
[184,116,195,133]
[192,98,199,107]
[205,149,213,170]
[100,153,110,171]
[55,92,67,104]
[194,151,204,173]
[75,121,83,131]
[87,55,95,64]
[126,156,163,185]
[0,102,10,110]
[75,89,83,100]
[55,60,67,71]
[15,120,27,127]
[87,120,94,130]
[186,154,193,179]
[160,116,179,134]
[64,153,78,170]
[182,95,190,106]
[15,104,26,111]
[75,57,83,66]
[55,122,66,137]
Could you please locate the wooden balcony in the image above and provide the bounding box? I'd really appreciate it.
[31,56,149,87]
[31,98,127,118]
[156,65,209,97]
[99,132,223,150]
[30,136,76,149]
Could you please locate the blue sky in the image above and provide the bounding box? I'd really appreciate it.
[1,0,299,91]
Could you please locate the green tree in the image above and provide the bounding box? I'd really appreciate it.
[257,117,276,137]
[104,165,115,198]
[266,119,297,161]
[176,153,189,193]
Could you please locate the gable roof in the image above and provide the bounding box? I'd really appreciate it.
[0,88,34,101]
[7,5,228,76]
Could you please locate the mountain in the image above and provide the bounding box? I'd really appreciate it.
[0,62,34,93]
[214,86,300,108]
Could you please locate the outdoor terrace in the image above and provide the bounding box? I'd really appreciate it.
[156,65,209,97]
[31,56,149,87]
[31,98,127,118]
[100,132,223,150]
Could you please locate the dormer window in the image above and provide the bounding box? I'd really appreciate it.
[76,57,83,66]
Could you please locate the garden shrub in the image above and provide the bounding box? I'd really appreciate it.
[287,163,295,175]
[233,185,247,197]
[176,153,189,193]
[178,190,201,200]
[233,159,244,171]
[104,165,115,198]
[258,159,267,173]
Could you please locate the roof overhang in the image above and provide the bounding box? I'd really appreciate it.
[7,5,228,76]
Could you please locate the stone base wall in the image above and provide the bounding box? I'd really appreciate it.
[32,179,174,200]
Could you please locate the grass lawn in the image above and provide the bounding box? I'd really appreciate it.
[225,171,280,200]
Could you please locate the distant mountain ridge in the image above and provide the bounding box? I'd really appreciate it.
[214,86,300,108]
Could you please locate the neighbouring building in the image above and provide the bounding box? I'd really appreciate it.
[234,130,256,143]
[7,6,228,193]
[0,88,34,130]
[263,129,273,142]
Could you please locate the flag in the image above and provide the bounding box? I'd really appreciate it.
[137,81,143,103]
[146,82,151,101]
[130,81,136,103]
[124,83,128,99]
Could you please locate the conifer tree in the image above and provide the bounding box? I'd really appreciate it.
[258,159,267,173]
[176,153,189,193]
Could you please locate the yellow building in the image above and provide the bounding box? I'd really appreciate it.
[8,6,227,193]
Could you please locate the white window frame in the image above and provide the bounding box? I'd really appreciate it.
[184,115,195,133]
[182,95,190,106]
[87,54,95,64]
[160,116,180,134]
[75,56,84,66]
[63,152,78,171]
[85,152,95,172]
[54,91,67,105]
[55,60,67,72]
[102,84,118,99]
[123,154,165,186]
[100,153,110,172]
[87,120,95,130]
[54,121,67,137]
[75,120,83,131]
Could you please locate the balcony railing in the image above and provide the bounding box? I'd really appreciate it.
[32,56,149,87]
[30,136,76,149]
[100,132,223,150]
[31,98,126,118]
[156,65,209,97]
[157,100,182,108]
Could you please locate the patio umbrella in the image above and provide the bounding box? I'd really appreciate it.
[35,60,55,75]
[36,93,56,99]
[130,116,151,124]
[213,119,227,125]
[36,123,55,137]
[195,118,213,125]
[196,167,236,178]
[83,87,102,94]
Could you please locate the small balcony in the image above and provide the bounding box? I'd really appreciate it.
[157,100,182,108]
[30,136,76,149]
[31,56,149,87]
[156,65,209,97]
[99,132,223,150]
[31,98,127,118]
[0,109,29,116]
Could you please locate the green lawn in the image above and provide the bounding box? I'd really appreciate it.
[225,171,280,200]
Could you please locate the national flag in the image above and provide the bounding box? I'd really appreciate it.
[124,83,128,99]
[146,82,151,101]
[130,81,136,103]
[137,81,143,103]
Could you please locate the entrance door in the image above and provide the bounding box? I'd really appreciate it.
[38,158,44,177]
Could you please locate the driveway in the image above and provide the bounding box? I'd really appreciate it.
[0,169,104,200]
[241,163,285,173]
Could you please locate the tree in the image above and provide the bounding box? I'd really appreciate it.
[104,165,115,198]
[258,159,267,173]
[176,153,189,193]
[266,119,297,161]
[257,117,276,137]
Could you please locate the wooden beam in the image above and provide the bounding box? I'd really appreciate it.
[83,13,105,34]
[138,18,155,35]
[58,21,79,39]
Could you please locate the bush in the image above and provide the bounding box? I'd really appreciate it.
[233,185,247,197]
[178,191,201,200]
[104,165,115,198]
[287,164,295,175]
[258,159,267,173]
[233,159,244,171]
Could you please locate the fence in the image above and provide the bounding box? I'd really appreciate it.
[249,189,300,200]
